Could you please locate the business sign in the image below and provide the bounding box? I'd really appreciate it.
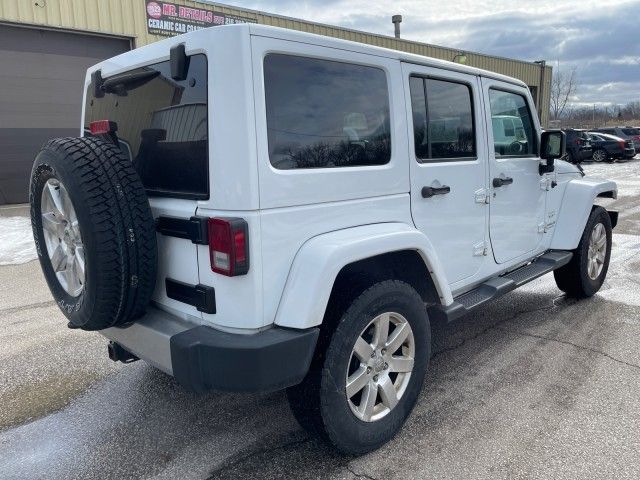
[145,1,256,37]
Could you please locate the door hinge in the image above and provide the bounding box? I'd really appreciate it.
[474,188,490,204]
[165,278,216,314]
[473,241,488,256]
[537,221,546,233]
[156,215,209,244]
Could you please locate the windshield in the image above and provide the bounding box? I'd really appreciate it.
[84,54,208,199]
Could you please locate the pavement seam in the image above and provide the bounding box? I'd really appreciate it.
[0,300,56,316]
[496,327,640,372]
[346,466,380,480]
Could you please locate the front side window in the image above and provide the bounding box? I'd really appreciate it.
[489,89,536,157]
[264,54,391,170]
[85,55,209,199]
[409,76,476,161]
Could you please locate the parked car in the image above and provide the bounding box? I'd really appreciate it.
[587,132,636,162]
[594,127,640,156]
[28,24,618,454]
[561,128,592,163]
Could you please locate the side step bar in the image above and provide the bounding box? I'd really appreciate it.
[428,251,573,324]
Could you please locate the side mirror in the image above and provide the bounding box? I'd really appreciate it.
[539,130,566,174]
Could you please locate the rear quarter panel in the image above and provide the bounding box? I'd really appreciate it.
[249,35,414,328]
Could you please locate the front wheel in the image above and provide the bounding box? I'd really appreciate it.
[592,149,607,163]
[554,206,612,298]
[287,280,430,454]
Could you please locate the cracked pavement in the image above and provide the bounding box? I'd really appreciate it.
[1,160,639,479]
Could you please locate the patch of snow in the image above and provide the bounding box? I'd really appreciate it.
[0,216,37,266]
[582,159,640,198]
[596,233,640,307]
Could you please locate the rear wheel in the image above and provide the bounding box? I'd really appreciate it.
[287,280,430,454]
[554,207,612,298]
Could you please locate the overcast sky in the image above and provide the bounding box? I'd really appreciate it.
[220,0,640,107]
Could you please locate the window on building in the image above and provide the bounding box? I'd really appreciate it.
[409,76,476,161]
[264,54,391,170]
[489,89,537,157]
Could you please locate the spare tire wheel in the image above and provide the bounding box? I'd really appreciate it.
[30,137,157,330]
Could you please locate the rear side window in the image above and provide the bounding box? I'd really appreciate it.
[409,76,476,161]
[264,54,391,169]
[489,89,536,157]
[622,128,639,135]
[85,54,208,199]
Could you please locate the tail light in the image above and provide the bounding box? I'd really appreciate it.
[575,138,582,145]
[208,217,249,276]
[89,119,117,135]
[619,140,626,149]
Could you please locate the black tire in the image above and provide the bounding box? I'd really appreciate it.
[287,280,430,454]
[554,206,612,298]
[30,137,157,330]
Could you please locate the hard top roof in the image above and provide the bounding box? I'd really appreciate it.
[248,24,528,88]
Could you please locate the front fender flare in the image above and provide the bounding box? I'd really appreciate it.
[550,177,617,250]
[274,223,452,330]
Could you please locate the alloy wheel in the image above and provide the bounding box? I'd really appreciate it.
[40,178,85,297]
[587,222,607,280]
[592,150,606,162]
[345,312,415,422]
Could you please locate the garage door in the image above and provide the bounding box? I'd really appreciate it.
[0,25,130,204]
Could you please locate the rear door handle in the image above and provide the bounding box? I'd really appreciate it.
[492,177,514,188]
[422,185,451,198]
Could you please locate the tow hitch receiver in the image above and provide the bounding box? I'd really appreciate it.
[107,341,139,364]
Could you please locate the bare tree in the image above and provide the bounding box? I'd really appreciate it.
[550,64,578,120]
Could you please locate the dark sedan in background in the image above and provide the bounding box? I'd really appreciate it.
[587,132,636,162]
[593,127,640,154]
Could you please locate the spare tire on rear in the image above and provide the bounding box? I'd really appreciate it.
[30,137,157,330]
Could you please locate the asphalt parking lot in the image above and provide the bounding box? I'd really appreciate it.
[1,159,639,479]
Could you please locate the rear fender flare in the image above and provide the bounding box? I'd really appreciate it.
[274,223,452,330]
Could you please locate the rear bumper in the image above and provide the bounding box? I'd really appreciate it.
[102,307,319,393]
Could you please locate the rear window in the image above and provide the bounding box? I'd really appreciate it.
[264,54,391,170]
[84,54,208,199]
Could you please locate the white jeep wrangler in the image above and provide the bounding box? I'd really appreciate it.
[29,24,617,454]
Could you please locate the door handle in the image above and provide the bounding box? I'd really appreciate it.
[492,177,514,188]
[422,185,451,198]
